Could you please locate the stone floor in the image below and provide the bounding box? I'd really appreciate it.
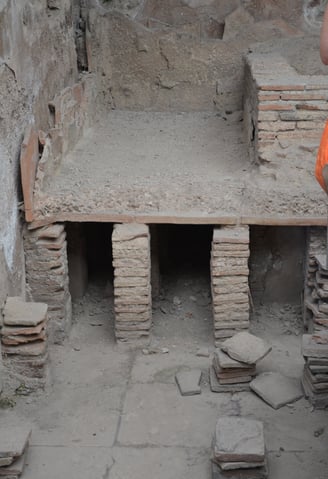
[1,281,328,479]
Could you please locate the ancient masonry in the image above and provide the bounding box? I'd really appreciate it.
[112,223,152,344]
[304,226,327,332]
[23,223,72,344]
[1,297,49,390]
[210,226,250,345]
[244,53,325,164]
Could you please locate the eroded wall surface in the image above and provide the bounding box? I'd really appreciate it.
[0,0,78,307]
[87,0,322,112]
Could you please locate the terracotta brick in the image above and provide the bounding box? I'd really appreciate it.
[258,93,281,101]
[281,93,328,101]
[259,104,294,111]
[259,84,305,92]
[296,103,328,111]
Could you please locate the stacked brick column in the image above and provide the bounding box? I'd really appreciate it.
[112,224,152,345]
[304,227,327,332]
[211,226,250,346]
[23,223,72,344]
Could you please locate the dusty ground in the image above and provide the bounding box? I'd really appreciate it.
[1,273,328,479]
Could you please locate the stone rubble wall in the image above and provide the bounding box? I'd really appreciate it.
[23,223,72,344]
[304,226,327,332]
[112,224,152,345]
[211,226,250,346]
[244,53,328,165]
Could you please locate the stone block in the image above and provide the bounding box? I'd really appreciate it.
[250,372,303,409]
[213,417,265,463]
[3,298,47,327]
[221,333,271,364]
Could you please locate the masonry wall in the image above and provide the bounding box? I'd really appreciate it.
[244,53,327,165]
[0,0,78,310]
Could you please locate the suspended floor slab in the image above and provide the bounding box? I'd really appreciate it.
[31,110,326,227]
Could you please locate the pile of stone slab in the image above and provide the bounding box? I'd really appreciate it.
[305,254,328,334]
[210,332,271,393]
[302,332,328,409]
[212,416,268,478]
[1,297,49,389]
[0,426,31,479]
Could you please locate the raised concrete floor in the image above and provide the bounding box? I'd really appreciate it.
[32,110,327,227]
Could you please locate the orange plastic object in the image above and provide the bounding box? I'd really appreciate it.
[315,120,328,193]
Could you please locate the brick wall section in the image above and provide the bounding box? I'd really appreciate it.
[304,226,327,331]
[23,223,72,344]
[112,224,152,345]
[244,53,327,164]
[211,226,250,346]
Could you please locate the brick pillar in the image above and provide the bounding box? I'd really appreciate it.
[211,226,250,346]
[112,224,152,345]
[24,223,72,344]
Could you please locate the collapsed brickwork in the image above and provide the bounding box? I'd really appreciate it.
[211,226,250,345]
[23,224,72,344]
[112,224,152,345]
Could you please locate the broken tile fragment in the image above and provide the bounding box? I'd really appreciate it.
[221,333,271,365]
[250,372,303,409]
[214,417,265,463]
[175,370,202,396]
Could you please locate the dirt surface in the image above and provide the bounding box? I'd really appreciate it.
[1,276,327,479]
[34,109,327,224]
